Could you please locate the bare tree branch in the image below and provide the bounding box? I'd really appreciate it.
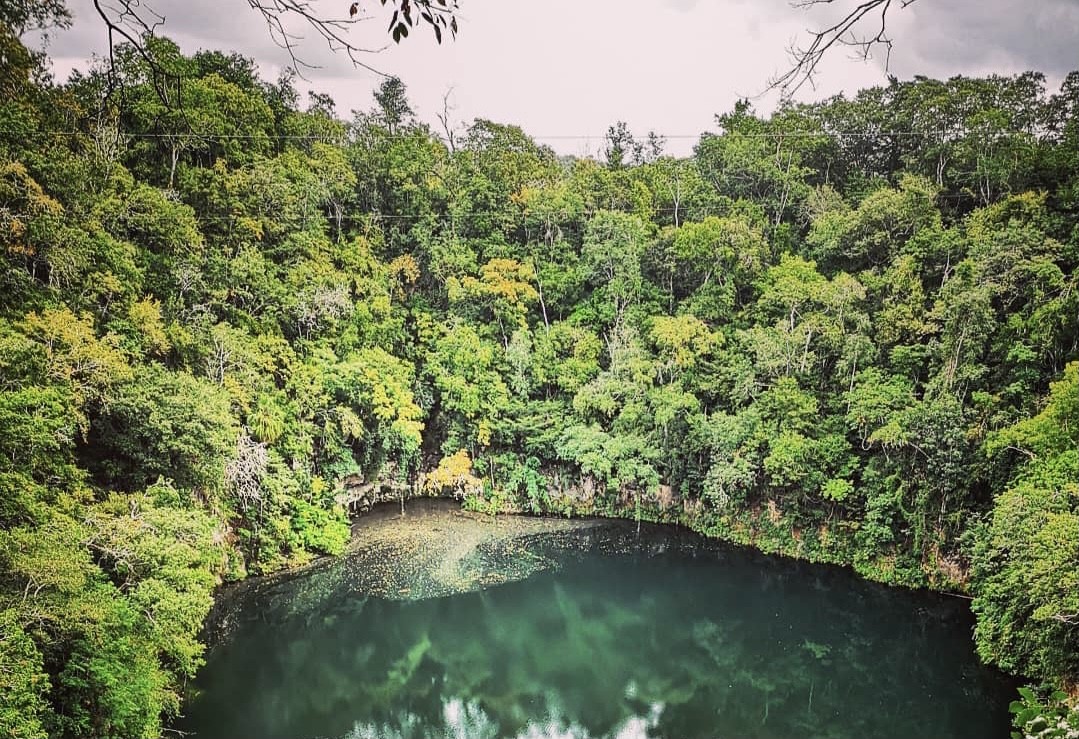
[241,0,387,77]
[437,86,461,152]
[90,0,460,101]
[770,0,919,98]
[92,0,174,102]
[225,433,269,514]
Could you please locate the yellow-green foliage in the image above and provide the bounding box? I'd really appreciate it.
[424,450,484,498]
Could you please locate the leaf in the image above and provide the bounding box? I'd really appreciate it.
[1016,708,1039,725]
[450,16,457,34]
[433,24,442,43]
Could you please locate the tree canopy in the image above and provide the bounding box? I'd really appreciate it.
[0,15,1077,739]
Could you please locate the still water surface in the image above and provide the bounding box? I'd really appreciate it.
[181,514,1014,739]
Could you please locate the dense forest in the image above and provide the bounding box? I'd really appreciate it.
[1,10,1077,739]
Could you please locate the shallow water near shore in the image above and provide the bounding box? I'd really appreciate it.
[180,500,1016,739]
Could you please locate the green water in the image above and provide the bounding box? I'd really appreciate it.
[181,519,1015,739]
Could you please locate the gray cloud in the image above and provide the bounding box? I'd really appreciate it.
[889,0,1079,80]
[662,0,703,12]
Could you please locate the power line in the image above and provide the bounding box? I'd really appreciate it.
[0,128,1043,142]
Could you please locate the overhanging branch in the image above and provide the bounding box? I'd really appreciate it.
[90,0,460,100]
[770,0,919,97]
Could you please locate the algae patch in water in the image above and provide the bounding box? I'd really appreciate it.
[202,502,606,646]
[342,502,602,600]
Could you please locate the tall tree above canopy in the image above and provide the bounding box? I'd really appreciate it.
[372,75,415,133]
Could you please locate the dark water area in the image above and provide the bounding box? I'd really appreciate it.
[180,516,1016,739]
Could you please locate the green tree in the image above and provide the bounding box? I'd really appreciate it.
[973,362,1079,683]
[581,210,651,327]
[0,609,49,739]
[85,364,238,494]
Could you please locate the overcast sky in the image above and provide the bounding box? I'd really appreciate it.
[35,0,1079,156]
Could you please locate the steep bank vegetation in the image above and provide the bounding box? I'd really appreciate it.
[0,18,1077,738]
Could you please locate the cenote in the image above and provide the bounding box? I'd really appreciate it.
[180,504,1016,739]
